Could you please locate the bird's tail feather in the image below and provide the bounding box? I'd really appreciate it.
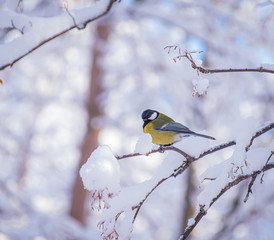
[192,132,216,140]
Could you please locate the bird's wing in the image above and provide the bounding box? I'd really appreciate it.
[154,122,193,134]
[155,122,216,140]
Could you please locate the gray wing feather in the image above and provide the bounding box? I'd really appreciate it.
[155,122,216,140]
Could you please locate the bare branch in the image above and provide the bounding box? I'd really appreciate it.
[165,45,274,75]
[192,65,274,75]
[116,149,158,160]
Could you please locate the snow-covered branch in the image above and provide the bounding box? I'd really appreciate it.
[116,146,194,162]
[0,0,116,71]
[181,153,274,240]
[80,121,273,239]
[117,122,274,162]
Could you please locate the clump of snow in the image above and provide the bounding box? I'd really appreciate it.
[80,145,120,210]
[231,117,257,165]
[187,218,195,227]
[134,133,153,154]
[245,145,274,172]
[192,77,209,97]
[80,145,120,192]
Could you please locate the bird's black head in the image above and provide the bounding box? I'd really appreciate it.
[142,109,159,128]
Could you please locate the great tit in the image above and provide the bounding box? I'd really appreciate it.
[142,109,215,146]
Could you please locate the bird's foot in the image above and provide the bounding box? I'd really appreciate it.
[159,146,166,153]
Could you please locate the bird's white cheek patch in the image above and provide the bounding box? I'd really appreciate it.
[148,112,158,120]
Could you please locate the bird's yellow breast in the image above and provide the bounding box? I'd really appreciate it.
[144,122,176,146]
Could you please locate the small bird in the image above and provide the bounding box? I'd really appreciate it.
[142,109,215,146]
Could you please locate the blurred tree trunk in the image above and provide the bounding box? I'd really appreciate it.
[16,108,41,189]
[181,165,195,234]
[69,20,110,225]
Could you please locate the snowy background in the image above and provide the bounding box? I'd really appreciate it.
[0,0,274,240]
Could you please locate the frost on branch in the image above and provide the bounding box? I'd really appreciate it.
[80,145,121,210]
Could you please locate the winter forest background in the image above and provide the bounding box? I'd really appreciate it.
[0,0,274,240]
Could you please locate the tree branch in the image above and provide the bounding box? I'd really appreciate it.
[260,151,274,183]
[197,140,236,159]
[117,121,273,162]
[116,146,194,161]
[164,46,274,75]
[246,122,274,151]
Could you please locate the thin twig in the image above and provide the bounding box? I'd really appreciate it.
[64,1,86,30]
[260,151,274,183]
[243,175,257,203]
[132,176,171,222]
